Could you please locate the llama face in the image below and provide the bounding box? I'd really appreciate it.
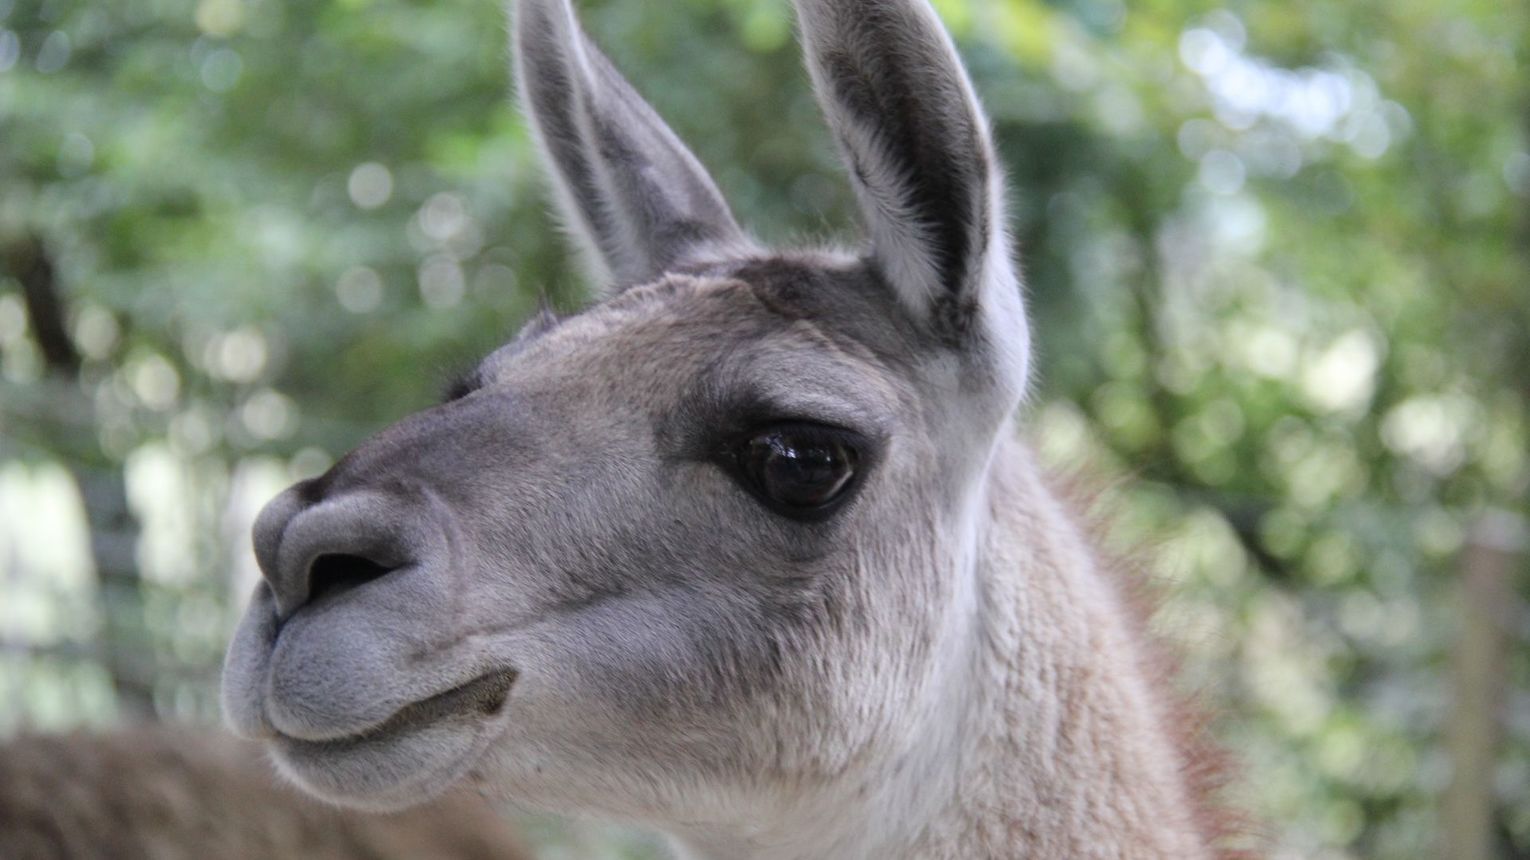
[223,0,1030,825]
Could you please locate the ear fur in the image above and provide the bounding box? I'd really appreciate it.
[792,0,1024,349]
[513,0,751,290]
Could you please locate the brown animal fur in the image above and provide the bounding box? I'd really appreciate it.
[1046,464,1261,858]
[0,725,533,860]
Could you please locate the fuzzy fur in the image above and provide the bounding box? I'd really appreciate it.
[1045,468,1262,858]
[0,726,531,860]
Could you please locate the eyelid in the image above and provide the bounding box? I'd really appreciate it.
[761,400,885,436]
[716,389,891,440]
[733,413,864,438]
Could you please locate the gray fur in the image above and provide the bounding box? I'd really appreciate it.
[222,2,1218,857]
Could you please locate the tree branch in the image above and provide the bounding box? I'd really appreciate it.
[4,235,81,374]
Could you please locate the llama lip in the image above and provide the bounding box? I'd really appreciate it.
[277,668,518,751]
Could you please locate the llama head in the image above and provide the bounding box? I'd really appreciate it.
[222,0,1030,827]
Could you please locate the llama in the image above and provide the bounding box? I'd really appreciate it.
[221,0,1242,857]
[0,725,531,859]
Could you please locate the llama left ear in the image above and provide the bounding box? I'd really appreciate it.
[794,0,1026,356]
[514,0,752,290]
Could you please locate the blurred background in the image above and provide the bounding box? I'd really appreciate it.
[0,0,1525,857]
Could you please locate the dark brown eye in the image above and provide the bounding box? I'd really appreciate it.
[732,426,861,519]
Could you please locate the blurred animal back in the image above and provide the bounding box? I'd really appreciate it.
[0,725,532,860]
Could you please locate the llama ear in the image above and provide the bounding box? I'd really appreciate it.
[513,0,750,290]
[794,0,1023,347]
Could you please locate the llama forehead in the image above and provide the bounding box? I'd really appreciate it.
[478,268,913,433]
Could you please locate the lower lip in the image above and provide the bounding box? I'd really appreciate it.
[269,670,518,802]
[277,668,517,754]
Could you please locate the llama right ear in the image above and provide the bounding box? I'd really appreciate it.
[512,0,750,290]
[794,0,1025,358]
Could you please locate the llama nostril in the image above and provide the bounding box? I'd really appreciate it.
[307,553,398,606]
[257,487,423,618]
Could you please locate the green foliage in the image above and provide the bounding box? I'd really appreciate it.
[1,0,1526,857]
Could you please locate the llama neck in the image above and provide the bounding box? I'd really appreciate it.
[670,437,1214,860]
[920,437,1215,858]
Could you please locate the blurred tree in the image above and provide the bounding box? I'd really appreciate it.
[3,234,151,717]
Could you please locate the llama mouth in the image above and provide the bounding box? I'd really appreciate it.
[277,668,518,752]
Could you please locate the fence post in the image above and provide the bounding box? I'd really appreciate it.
[1442,510,1526,860]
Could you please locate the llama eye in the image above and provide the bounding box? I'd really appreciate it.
[731,426,860,519]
